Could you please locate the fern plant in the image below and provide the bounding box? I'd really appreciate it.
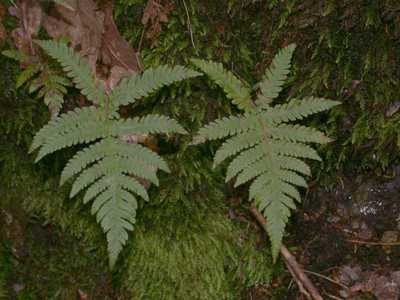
[192,45,340,260]
[2,49,71,117]
[29,40,200,267]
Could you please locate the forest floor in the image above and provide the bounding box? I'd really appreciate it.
[2,170,400,299]
[280,171,400,299]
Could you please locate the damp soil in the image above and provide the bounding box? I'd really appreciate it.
[2,171,400,299]
[283,171,400,299]
[0,214,115,300]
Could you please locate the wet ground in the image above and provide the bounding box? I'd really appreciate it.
[286,171,400,299]
[3,170,400,299]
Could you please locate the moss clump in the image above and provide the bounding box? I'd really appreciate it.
[119,149,275,299]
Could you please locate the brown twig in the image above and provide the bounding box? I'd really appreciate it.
[346,239,400,246]
[304,270,348,290]
[182,0,198,54]
[249,206,323,300]
[325,292,344,300]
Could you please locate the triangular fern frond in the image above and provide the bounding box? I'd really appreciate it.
[38,40,105,105]
[30,42,192,268]
[109,65,200,112]
[194,45,340,262]
[263,196,291,259]
[191,58,253,111]
[256,44,296,107]
[89,177,138,268]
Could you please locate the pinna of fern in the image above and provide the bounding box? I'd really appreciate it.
[2,49,71,118]
[29,40,200,268]
[191,44,340,261]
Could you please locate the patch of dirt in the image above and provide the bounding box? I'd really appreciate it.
[0,218,116,299]
[287,170,400,299]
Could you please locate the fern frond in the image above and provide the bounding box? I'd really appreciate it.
[34,123,109,162]
[225,144,264,182]
[44,91,65,117]
[194,113,260,144]
[264,97,340,123]
[70,155,159,198]
[60,138,168,185]
[275,155,311,176]
[30,107,105,157]
[256,44,296,106]
[16,65,41,88]
[270,141,321,161]
[195,45,339,262]
[88,178,138,268]
[109,65,200,111]
[2,49,29,62]
[191,58,253,111]
[234,156,271,187]
[263,195,291,258]
[213,131,263,167]
[30,43,191,267]
[38,40,105,104]
[113,114,187,136]
[270,124,331,144]
[277,170,308,187]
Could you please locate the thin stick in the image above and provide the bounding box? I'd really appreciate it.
[250,206,323,300]
[325,292,344,300]
[347,239,400,246]
[304,270,348,290]
[286,259,311,298]
[182,0,198,54]
[138,27,146,54]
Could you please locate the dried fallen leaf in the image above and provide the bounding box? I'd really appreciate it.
[77,289,88,300]
[142,0,174,46]
[0,3,6,41]
[9,0,42,56]
[101,3,142,89]
[373,276,399,300]
[43,0,104,72]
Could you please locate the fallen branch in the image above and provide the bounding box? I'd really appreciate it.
[249,205,323,300]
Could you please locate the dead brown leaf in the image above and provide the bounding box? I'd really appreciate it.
[9,0,42,56]
[142,0,174,47]
[77,289,88,300]
[0,3,6,41]
[43,1,141,89]
[101,3,142,90]
[43,0,104,72]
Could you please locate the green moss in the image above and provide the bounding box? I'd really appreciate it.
[0,245,11,299]
[117,148,276,299]
[3,0,399,297]
[122,200,238,300]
